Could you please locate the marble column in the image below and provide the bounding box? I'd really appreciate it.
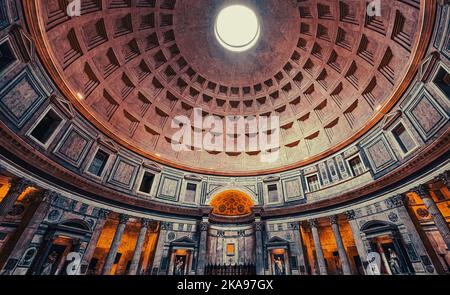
[196,220,209,275]
[0,190,53,273]
[330,215,352,275]
[344,210,367,275]
[413,185,450,249]
[127,219,150,275]
[290,221,308,274]
[255,221,265,275]
[253,206,265,275]
[152,221,169,275]
[81,209,110,273]
[0,178,31,219]
[102,214,129,275]
[309,219,327,275]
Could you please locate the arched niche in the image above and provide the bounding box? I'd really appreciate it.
[206,186,258,207]
[209,190,255,217]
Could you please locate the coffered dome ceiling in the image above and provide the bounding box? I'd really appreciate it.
[27,0,432,175]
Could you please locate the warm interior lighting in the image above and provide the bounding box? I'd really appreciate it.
[215,5,260,52]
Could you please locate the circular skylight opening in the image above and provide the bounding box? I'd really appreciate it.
[215,5,260,52]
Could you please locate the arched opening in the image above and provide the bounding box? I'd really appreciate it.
[205,190,256,275]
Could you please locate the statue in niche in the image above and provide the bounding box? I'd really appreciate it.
[40,251,58,275]
[174,255,186,275]
[273,254,286,275]
[387,248,402,275]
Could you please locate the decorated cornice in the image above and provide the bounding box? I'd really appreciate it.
[0,119,448,219]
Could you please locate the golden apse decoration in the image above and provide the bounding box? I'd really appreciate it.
[210,190,254,216]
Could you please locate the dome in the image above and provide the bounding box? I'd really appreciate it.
[29,0,430,175]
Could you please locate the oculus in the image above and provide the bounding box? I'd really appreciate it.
[215,5,260,52]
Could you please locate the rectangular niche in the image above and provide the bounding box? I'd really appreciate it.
[404,88,448,141]
[432,66,450,98]
[0,68,49,128]
[0,36,18,74]
[281,177,304,202]
[53,124,94,167]
[157,174,181,202]
[107,156,140,190]
[26,106,65,149]
[362,134,397,174]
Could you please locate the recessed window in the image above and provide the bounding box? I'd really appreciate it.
[268,184,278,203]
[226,243,235,256]
[0,41,16,72]
[30,109,62,144]
[215,5,260,52]
[185,183,197,203]
[88,150,109,176]
[139,171,155,194]
[348,156,365,176]
[392,123,416,154]
[433,67,450,97]
[306,175,320,192]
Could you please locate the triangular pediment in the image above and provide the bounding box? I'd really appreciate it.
[143,161,162,173]
[266,236,289,246]
[51,95,75,119]
[171,236,196,247]
[97,137,119,153]
[381,110,402,130]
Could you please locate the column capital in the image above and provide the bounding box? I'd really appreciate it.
[289,221,300,230]
[118,214,130,224]
[385,194,407,209]
[200,221,209,232]
[329,215,338,225]
[412,185,430,199]
[9,178,33,194]
[255,221,265,231]
[160,221,172,230]
[41,190,60,203]
[308,219,319,228]
[437,172,450,187]
[98,209,111,220]
[199,206,213,217]
[141,218,151,228]
[148,221,158,232]
[252,206,264,217]
[344,210,356,221]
